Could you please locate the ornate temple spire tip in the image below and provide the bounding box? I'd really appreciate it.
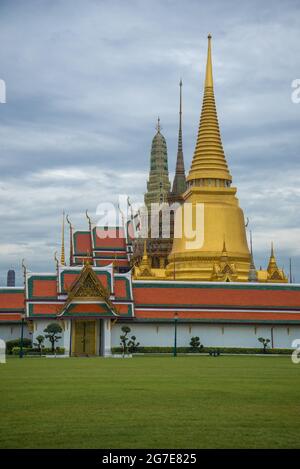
[156,116,161,133]
[143,239,148,259]
[271,241,274,256]
[187,33,232,183]
[221,237,228,257]
[205,33,213,88]
[60,211,66,266]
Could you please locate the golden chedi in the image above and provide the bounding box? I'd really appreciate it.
[257,243,287,283]
[166,35,251,281]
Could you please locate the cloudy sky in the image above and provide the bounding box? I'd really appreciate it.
[0,0,299,285]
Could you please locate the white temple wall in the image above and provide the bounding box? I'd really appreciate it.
[0,324,30,343]
[32,319,69,353]
[101,319,112,356]
[111,322,300,349]
[0,321,299,353]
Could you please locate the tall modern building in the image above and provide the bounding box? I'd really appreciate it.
[7,270,15,287]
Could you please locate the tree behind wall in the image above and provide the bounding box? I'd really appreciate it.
[120,326,131,355]
[34,335,45,356]
[189,336,203,353]
[43,323,62,353]
[258,337,271,353]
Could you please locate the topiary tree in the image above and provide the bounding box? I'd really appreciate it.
[34,335,45,355]
[258,337,271,353]
[189,336,203,353]
[128,335,140,353]
[44,323,62,353]
[120,326,131,356]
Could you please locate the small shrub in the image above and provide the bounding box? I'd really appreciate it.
[6,339,32,354]
[189,336,204,353]
[34,335,45,355]
[128,335,140,353]
[111,346,292,355]
[11,346,65,356]
[11,347,31,355]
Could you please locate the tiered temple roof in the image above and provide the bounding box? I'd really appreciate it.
[72,226,130,271]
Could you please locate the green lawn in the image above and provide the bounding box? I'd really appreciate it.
[0,355,299,448]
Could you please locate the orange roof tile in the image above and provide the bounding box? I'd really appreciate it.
[135,309,300,321]
[0,290,25,309]
[133,283,300,309]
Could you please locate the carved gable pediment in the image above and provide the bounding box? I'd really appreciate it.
[58,262,118,317]
[269,270,282,281]
[222,264,233,275]
[73,270,108,300]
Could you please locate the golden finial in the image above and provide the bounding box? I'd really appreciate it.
[66,214,73,266]
[222,235,228,254]
[84,250,92,267]
[60,211,66,266]
[222,239,226,253]
[267,241,279,274]
[220,237,229,261]
[270,241,275,258]
[137,239,152,277]
[143,239,148,259]
[205,34,213,88]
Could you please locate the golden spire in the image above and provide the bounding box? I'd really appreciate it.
[220,238,228,261]
[139,239,151,269]
[66,214,73,266]
[267,242,278,273]
[248,230,257,282]
[270,241,275,258]
[205,34,213,88]
[142,239,148,262]
[137,239,152,277]
[60,211,66,266]
[187,34,232,183]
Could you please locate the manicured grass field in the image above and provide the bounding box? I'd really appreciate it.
[0,355,299,448]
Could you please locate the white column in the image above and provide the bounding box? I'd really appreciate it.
[62,319,71,356]
[102,319,112,356]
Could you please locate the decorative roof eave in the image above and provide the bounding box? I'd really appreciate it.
[58,263,114,295]
[57,261,119,318]
[57,300,119,318]
[127,317,300,325]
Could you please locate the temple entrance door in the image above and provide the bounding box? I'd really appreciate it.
[73,320,96,356]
